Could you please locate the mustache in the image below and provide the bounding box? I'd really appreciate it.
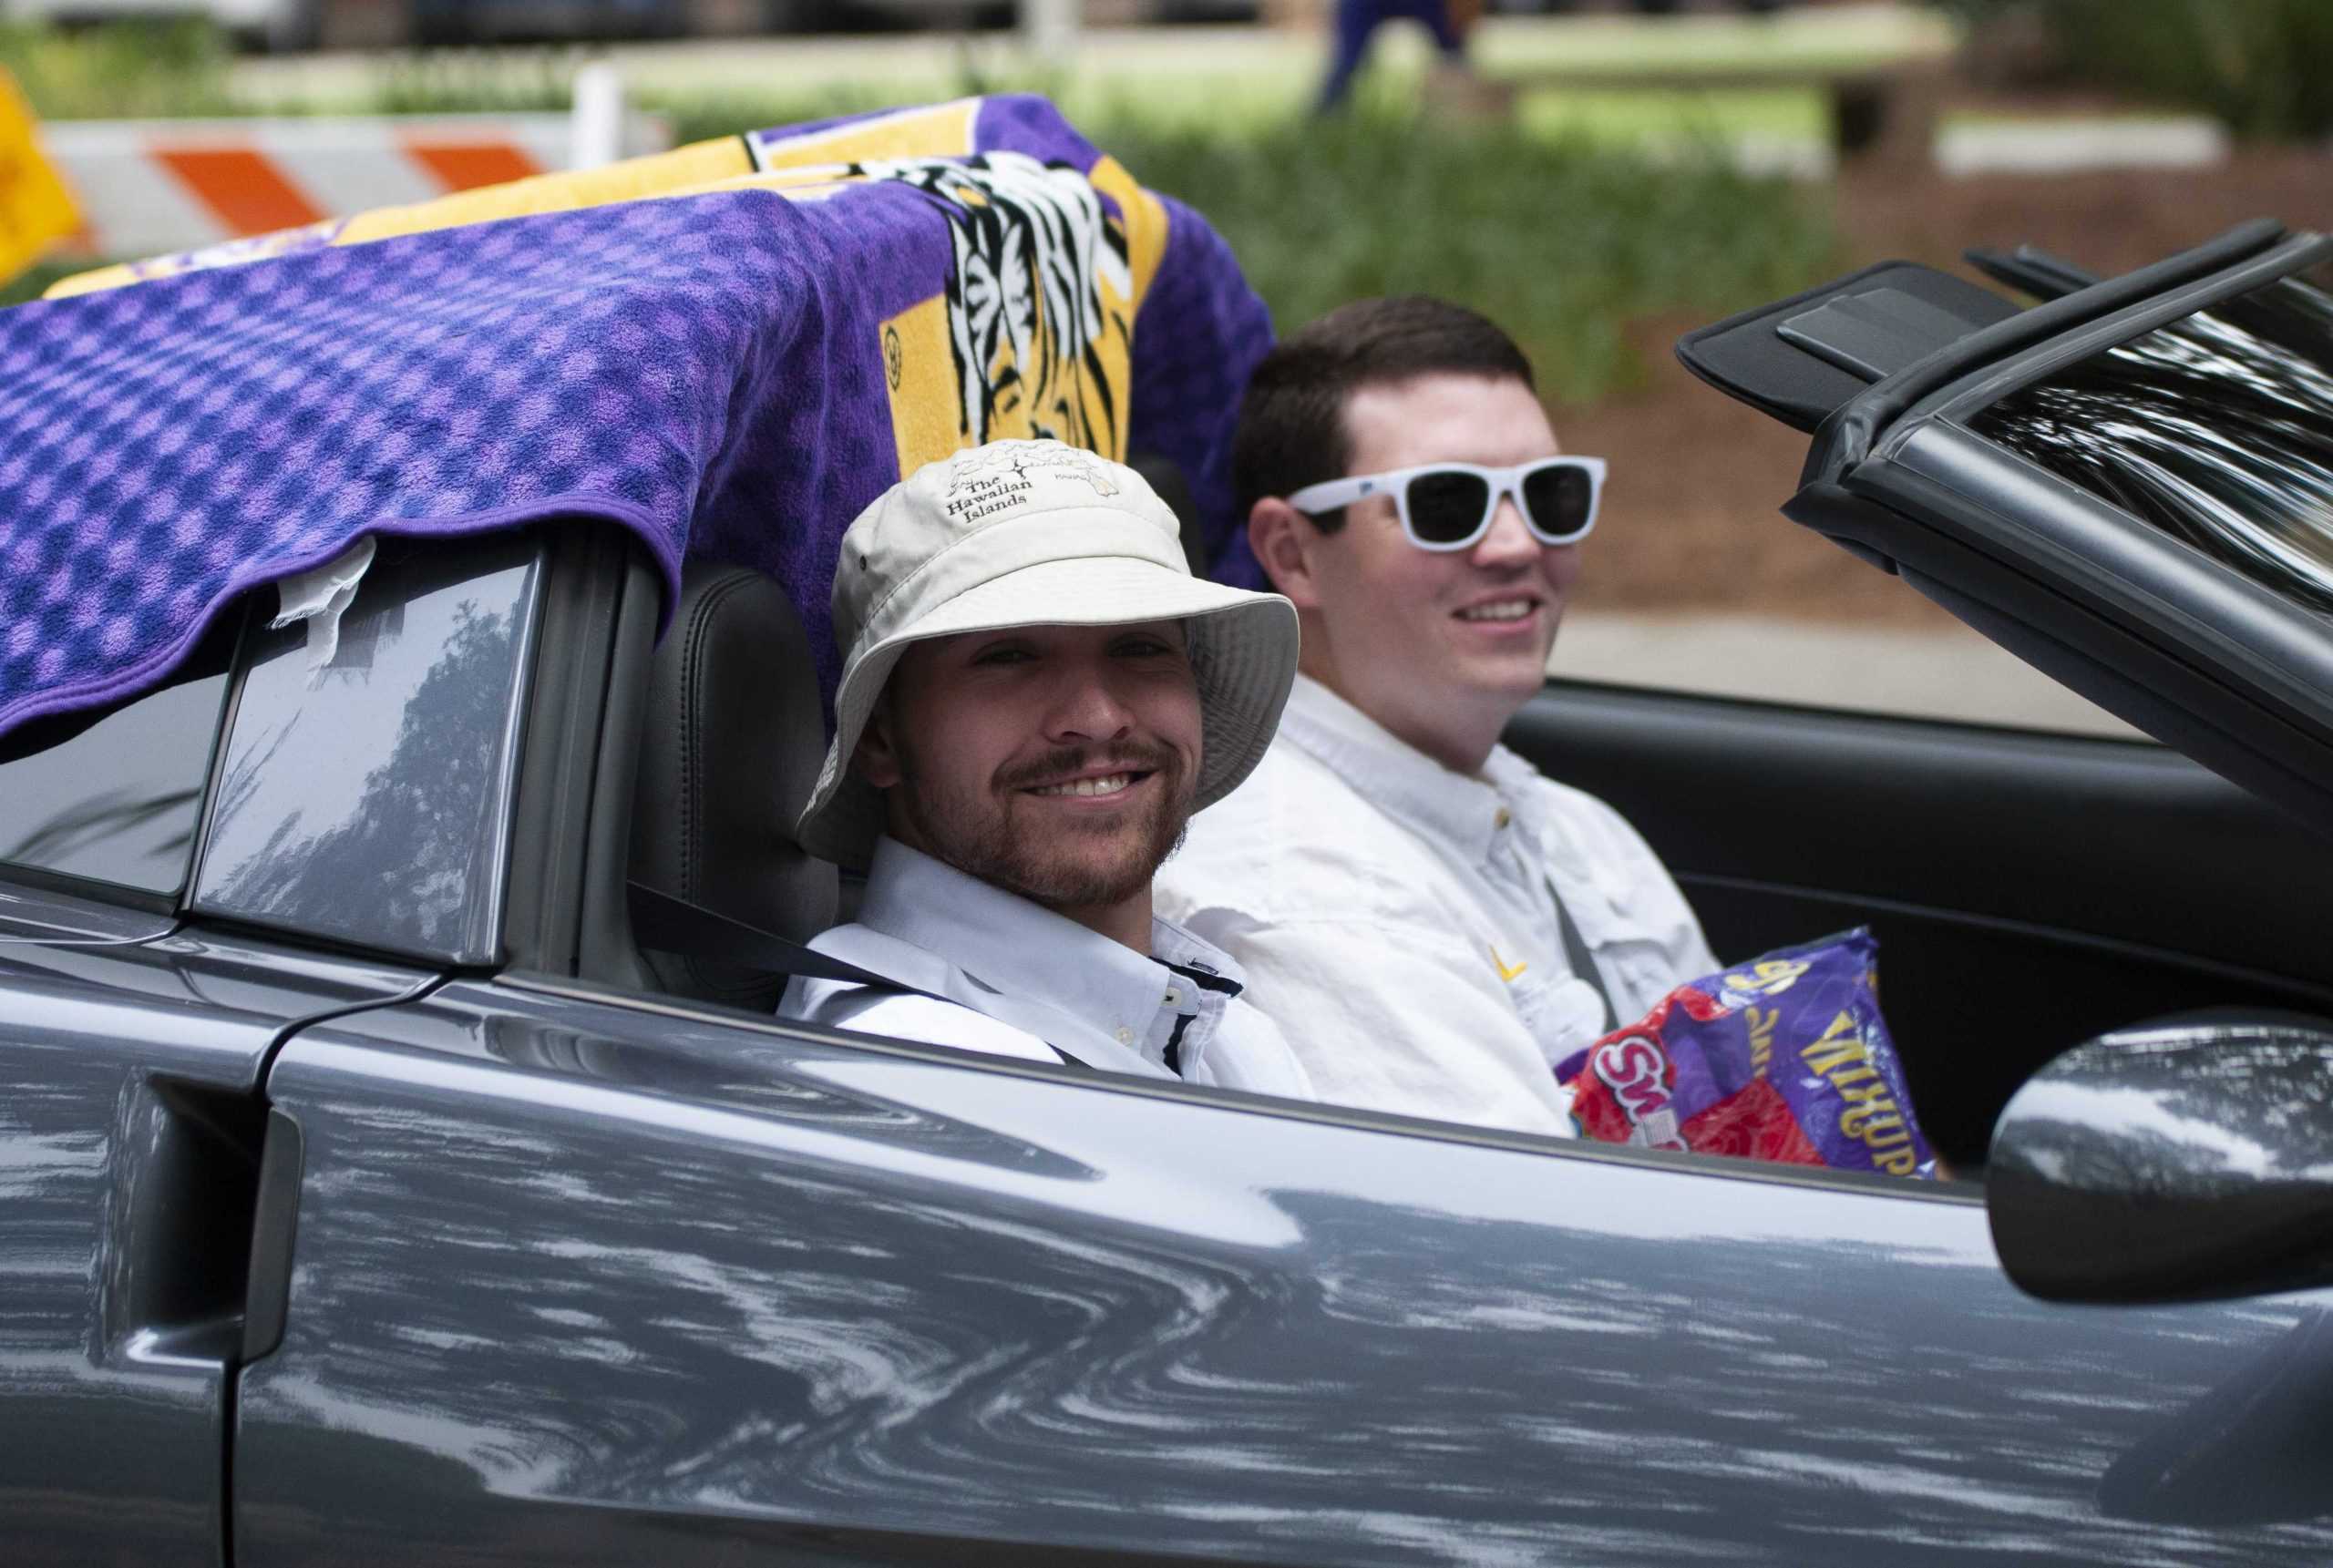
[996,742,1180,792]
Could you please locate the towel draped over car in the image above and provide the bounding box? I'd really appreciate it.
[0,95,1273,743]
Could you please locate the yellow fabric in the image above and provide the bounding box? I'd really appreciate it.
[880,293,963,478]
[338,135,755,243]
[1088,155,1168,307]
[751,98,983,170]
[746,101,1174,472]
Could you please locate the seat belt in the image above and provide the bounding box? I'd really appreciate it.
[629,881,907,991]
[1552,888,1619,1036]
[626,883,1170,1079]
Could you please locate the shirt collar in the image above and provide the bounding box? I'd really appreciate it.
[1273,674,1512,865]
[854,835,1248,1039]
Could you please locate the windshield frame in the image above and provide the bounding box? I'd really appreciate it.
[1958,258,2333,619]
[1901,231,2333,461]
[1816,235,2333,837]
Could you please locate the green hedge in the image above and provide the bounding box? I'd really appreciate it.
[0,19,235,118]
[1112,114,1835,405]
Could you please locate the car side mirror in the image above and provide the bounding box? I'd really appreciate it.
[1987,1012,2333,1305]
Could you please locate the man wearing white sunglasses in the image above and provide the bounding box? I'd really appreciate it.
[1155,295,1716,1137]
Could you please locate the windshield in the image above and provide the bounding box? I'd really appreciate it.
[1972,262,2333,615]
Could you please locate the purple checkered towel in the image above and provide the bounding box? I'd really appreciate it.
[0,95,1274,742]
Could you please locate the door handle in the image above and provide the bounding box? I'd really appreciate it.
[99,1075,281,1368]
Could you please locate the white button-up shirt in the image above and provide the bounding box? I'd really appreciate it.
[777,836,1317,1099]
[1155,675,1717,1136]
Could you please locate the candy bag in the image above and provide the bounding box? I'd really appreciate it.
[1550,928,1937,1178]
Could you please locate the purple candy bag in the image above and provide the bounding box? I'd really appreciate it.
[1553,928,1937,1178]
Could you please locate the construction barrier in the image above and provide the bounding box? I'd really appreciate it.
[40,95,669,260]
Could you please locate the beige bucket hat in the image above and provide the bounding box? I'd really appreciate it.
[797,440,1300,870]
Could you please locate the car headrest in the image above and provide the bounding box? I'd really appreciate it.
[1128,450,1208,575]
[630,562,837,1009]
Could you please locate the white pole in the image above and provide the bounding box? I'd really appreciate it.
[1020,0,1080,60]
[570,61,626,171]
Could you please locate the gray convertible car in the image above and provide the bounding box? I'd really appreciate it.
[7,219,2333,1564]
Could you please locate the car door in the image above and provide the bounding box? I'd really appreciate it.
[0,613,434,1568]
[235,971,2333,1565]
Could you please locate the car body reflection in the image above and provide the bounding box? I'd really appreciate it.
[237,981,2333,1566]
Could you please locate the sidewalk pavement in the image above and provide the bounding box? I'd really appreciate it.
[1553,611,2140,737]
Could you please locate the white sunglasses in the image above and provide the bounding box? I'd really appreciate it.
[1287,456,1608,550]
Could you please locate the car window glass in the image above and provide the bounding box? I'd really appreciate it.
[192,536,542,961]
[1972,262,2333,619]
[0,610,242,897]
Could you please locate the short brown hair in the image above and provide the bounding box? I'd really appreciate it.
[1231,296,1536,534]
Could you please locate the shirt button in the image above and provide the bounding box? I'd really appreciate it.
[1495,807,1512,828]
[1115,1027,1134,1045]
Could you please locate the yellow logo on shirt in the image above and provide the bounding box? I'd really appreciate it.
[1490,944,1528,983]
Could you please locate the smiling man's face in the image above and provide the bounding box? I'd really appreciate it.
[1293,372,1580,772]
[855,620,1204,926]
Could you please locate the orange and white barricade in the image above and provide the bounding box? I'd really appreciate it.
[41,97,668,260]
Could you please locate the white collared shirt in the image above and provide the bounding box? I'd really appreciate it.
[1154,674,1718,1136]
[776,837,1316,1100]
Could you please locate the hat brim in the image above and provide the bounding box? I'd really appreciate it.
[797,553,1298,871]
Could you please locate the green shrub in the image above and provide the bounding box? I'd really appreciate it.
[1115,113,1835,405]
[369,47,580,117]
[0,19,235,119]
[1930,0,2333,139]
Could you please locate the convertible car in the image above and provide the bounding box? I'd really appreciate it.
[5,139,2333,1561]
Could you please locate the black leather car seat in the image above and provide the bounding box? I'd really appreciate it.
[1128,451,1208,576]
[629,561,837,1011]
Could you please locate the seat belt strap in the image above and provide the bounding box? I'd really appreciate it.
[628,881,905,991]
[626,883,1169,1079]
[1552,886,1618,1036]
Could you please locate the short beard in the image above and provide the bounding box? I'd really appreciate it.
[893,739,1193,915]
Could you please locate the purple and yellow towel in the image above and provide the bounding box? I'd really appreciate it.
[0,96,1274,741]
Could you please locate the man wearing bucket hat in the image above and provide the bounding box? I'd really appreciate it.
[778,440,1316,1097]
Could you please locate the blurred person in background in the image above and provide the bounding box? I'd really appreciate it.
[1317,0,1482,114]
[1156,296,1716,1136]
